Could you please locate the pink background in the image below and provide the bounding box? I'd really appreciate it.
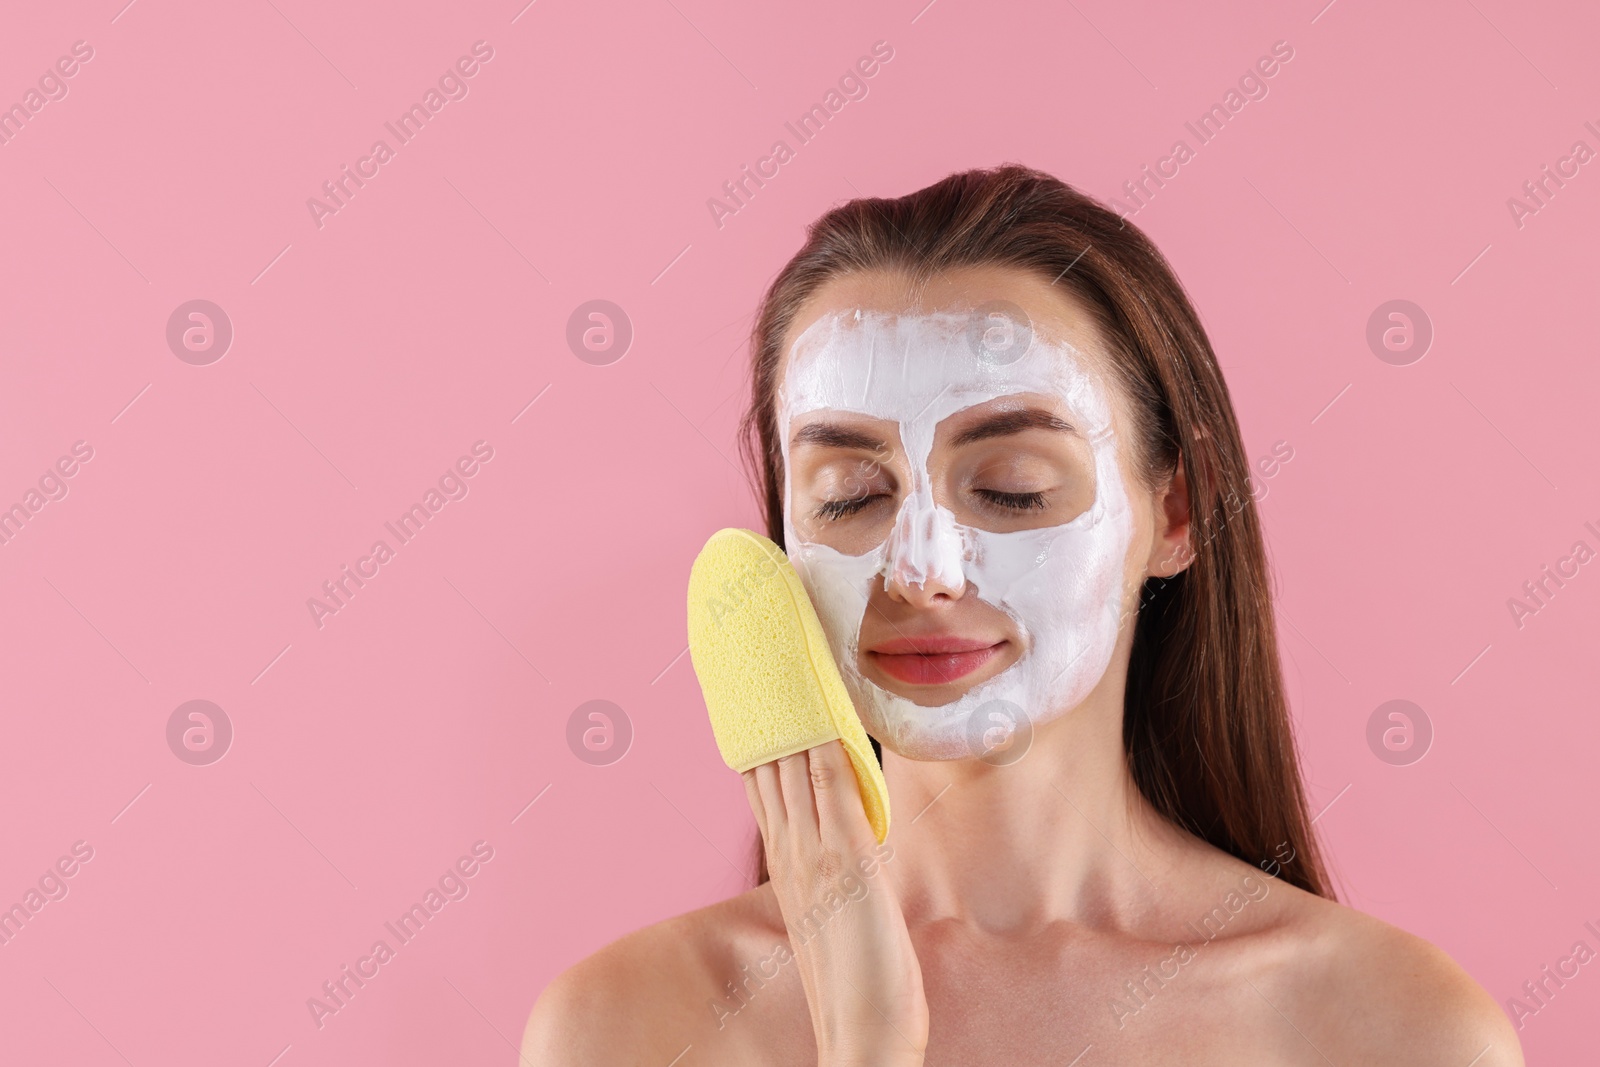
[2,0,1596,1062]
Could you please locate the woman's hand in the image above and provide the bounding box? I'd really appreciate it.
[742,740,928,1067]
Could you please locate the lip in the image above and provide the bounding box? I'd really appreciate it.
[866,636,1007,685]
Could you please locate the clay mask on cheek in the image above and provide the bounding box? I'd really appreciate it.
[778,309,1135,761]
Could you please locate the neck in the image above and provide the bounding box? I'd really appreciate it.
[877,685,1188,935]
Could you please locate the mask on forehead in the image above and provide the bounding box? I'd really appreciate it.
[777,308,1135,761]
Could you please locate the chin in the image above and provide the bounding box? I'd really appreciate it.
[853,666,1035,763]
[867,727,984,762]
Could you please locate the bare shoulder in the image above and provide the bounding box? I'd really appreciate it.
[1261,882,1523,1066]
[519,884,787,1066]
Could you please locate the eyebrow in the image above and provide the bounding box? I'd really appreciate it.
[949,408,1076,447]
[792,422,888,452]
[792,408,1077,452]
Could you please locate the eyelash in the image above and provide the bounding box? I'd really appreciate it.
[813,488,1047,521]
[975,489,1048,511]
[814,495,882,520]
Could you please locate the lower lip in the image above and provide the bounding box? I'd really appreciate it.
[868,643,1004,685]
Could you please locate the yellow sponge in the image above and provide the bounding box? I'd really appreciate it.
[687,528,890,843]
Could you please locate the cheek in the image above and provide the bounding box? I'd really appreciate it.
[789,541,885,667]
[1027,449,1137,643]
[1119,496,1158,588]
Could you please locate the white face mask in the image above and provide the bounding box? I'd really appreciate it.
[778,308,1135,761]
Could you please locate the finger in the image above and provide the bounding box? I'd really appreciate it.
[808,739,874,845]
[752,760,786,828]
[777,751,819,839]
[741,771,769,842]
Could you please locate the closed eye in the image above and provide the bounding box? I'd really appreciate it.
[974,489,1048,511]
[814,494,888,521]
[819,489,1047,519]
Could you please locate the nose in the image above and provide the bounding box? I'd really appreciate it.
[881,483,967,607]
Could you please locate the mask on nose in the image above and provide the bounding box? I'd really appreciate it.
[778,309,1134,761]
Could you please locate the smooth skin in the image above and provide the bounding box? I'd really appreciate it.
[521,266,1522,1066]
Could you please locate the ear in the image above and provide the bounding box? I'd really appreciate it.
[1146,458,1194,578]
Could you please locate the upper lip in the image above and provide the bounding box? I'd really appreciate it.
[868,634,1005,656]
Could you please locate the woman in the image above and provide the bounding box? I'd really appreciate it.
[522,165,1520,1065]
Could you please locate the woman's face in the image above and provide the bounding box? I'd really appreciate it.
[776,266,1179,762]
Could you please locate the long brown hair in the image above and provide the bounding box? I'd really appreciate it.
[736,163,1333,898]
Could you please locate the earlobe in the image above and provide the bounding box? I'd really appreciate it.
[1152,536,1195,578]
